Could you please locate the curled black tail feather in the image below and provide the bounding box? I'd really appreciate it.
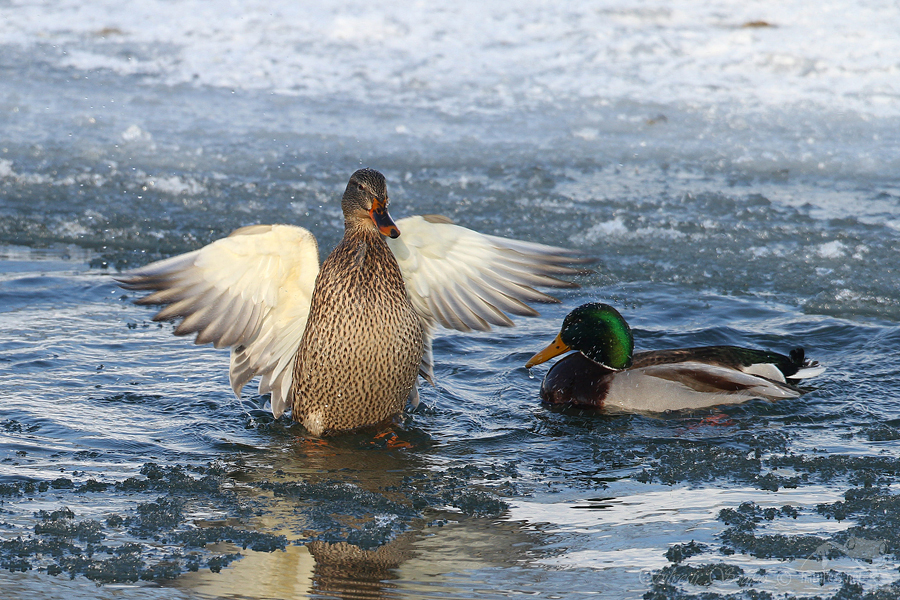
[790,347,819,369]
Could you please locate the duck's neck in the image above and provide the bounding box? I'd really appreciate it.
[340,221,388,268]
[329,222,410,303]
[564,307,634,369]
[344,217,379,236]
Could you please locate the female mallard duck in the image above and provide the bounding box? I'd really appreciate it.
[118,168,589,436]
[525,303,825,412]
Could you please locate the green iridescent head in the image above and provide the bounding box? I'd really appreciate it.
[560,303,634,369]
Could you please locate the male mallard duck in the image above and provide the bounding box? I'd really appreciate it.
[525,303,825,412]
[117,168,589,436]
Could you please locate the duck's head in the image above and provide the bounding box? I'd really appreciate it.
[525,303,634,370]
[342,168,400,238]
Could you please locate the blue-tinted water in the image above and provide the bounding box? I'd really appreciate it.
[2,1,900,598]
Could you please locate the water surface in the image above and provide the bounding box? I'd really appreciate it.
[2,1,900,598]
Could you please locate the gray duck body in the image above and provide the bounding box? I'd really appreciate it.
[539,347,809,408]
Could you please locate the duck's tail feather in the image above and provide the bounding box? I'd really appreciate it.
[788,347,826,379]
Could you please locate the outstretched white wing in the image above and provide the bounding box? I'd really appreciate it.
[387,215,591,380]
[116,224,320,418]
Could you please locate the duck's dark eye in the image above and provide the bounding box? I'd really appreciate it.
[357,183,365,192]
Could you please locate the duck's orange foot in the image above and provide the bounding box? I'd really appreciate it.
[696,413,735,427]
[298,437,331,447]
[295,437,334,455]
[372,430,414,450]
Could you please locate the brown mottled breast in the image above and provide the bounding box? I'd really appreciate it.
[291,227,424,436]
[539,352,615,408]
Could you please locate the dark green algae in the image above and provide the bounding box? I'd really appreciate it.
[0,457,514,584]
[642,489,900,600]
[2,416,900,598]
[635,440,900,600]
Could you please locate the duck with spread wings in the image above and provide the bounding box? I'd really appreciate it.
[117,168,591,436]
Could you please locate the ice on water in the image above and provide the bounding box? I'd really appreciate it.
[2,2,900,599]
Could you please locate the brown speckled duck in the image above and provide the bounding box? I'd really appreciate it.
[117,168,589,436]
[526,303,825,412]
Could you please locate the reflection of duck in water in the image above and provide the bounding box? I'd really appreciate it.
[306,539,412,595]
[526,303,825,412]
[118,168,589,436]
[173,439,537,600]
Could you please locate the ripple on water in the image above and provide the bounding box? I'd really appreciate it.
[2,185,900,600]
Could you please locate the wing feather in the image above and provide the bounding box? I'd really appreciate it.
[387,216,591,338]
[459,276,533,321]
[209,295,254,348]
[642,362,802,400]
[449,281,497,330]
[116,224,320,417]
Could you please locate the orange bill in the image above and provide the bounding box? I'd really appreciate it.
[369,197,400,238]
[525,333,571,368]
